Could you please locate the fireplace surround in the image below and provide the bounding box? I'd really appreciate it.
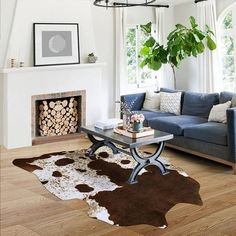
[0,63,106,148]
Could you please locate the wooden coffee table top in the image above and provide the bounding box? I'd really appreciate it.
[80,125,173,149]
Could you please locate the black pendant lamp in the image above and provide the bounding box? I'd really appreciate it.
[93,0,169,8]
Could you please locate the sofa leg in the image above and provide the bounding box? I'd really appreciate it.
[232,164,236,175]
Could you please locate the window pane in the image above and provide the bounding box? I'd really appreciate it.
[126,28,136,47]
[223,77,236,92]
[222,56,235,76]
[222,11,233,29]
[221,36,234,55]
[127,65,137,84]
[140,68,153,84]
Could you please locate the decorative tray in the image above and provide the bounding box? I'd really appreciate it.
[113,126,154,139]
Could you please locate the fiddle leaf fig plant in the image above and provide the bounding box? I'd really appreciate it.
[139,16,217,89]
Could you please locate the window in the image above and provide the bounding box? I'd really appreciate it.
[219,4,236,92]
[126,25,157,88]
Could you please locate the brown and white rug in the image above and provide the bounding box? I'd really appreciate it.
[13,147,203,228]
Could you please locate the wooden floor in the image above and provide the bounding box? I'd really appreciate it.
[1,138,236,236]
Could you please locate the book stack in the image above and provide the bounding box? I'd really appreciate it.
[94,118,123,130]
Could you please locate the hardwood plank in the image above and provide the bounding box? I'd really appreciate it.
[0,225,41,236]
[1,138,236,235]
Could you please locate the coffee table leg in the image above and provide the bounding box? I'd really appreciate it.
[128,142,169,184]
[86,134,119,156]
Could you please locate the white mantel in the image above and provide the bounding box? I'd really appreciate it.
[0,63,106,149]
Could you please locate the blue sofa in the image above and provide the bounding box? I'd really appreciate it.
[121,88,236,174]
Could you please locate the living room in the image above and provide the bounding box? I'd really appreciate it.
[0,0,236,235]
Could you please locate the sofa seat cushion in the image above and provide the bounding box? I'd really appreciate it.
[135,110,175,126]
[148,115,207,135]
[184,122,228,146]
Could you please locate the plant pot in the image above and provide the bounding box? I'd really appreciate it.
[88,56,98,63]
[133,122,143,132]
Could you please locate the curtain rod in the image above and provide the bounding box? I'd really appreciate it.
[194,0,207,3]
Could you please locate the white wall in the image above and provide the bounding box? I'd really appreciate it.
[5,0,96,67]
[174,0,236,91]
[91,6,115,118]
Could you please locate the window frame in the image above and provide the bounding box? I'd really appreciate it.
[218,3,236,92]
[125,24,157,90]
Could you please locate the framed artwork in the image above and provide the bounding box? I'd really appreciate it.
[33,23,80,66]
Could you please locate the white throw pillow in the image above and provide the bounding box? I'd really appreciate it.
[208,101,231,124]
[160,92,182,115]
[143,90,160,111]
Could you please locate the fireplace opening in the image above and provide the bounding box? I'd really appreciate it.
[32,90,86,145]
[36,96,81,137]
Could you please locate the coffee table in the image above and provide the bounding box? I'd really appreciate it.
[80,125,174,184]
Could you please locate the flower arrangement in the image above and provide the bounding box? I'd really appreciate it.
[131,114,145,123]
[116,98,137,115]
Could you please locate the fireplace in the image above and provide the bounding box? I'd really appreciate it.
[32,90,86,145]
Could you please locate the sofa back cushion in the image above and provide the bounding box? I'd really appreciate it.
[160,87,185,112]
[182,92,219,118]
[219,91,236,103]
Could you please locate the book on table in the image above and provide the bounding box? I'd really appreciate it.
[94,118,123,130]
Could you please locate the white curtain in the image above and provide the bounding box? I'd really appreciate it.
[197,0,219,92]
[155,8,165,90]
[115,8,127,117]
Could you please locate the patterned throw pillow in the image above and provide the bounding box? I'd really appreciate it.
[208,101,231,124]
[231,95,236,107]
[143,90,160,111]
[160,92,182,115]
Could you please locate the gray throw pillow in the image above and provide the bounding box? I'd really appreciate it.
[231,95,236,107]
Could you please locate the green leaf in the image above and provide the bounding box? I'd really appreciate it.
[139,46,150,56]
[175,24,185,29]
[167,29,178,40]
[196,42,205,53]
[190,16,198,28]
[194,29,206,40]
[148,59,162,71]
[144,37,156,47]
[207,36,217,50]
[140,22,152,34]
[139,60,147,68]
[206,24,215,36]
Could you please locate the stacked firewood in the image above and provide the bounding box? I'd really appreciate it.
[38,97,79,136]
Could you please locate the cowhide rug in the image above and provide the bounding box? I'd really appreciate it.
[13,147,203,228]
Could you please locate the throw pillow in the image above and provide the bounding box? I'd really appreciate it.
[231,95,236,107]
[160,92,182,115]
[208,101,231,124]
[143,90,160,111]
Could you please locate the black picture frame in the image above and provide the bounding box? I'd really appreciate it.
[33,23,80,66]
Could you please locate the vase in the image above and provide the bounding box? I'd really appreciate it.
[122,113,131,130]
[133,122,143,132]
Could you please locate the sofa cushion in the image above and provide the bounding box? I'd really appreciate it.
[160,87,185,111]
[208,101,231,124]
[160,92,182,115]
[219,91,236,104]
[135,110,174,126]
[182,92,219,118]
[143,90,160,111]
[184,122,228,146]
[148,115,207,135]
